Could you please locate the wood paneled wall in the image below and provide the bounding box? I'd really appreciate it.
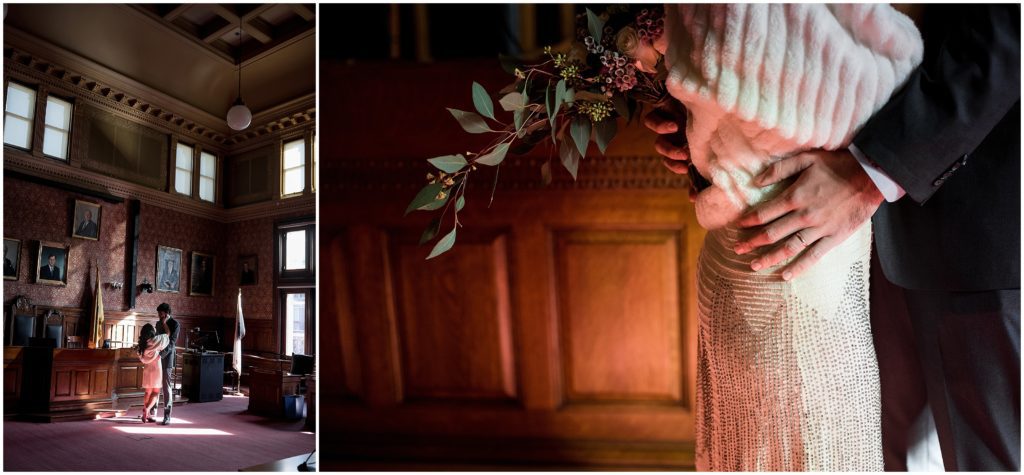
[321,181,704,468]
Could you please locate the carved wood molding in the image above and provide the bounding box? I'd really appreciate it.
[322,155,692,193]
[4,29,316,150]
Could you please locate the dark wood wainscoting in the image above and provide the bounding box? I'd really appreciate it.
[321,154,704,469]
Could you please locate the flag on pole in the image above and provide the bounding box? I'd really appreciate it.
[92,265,105,349]
[233,288,246,374]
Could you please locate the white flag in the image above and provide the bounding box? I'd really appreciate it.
[233,288,246,374]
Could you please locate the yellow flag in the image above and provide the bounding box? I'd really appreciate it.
[93,266,104,348]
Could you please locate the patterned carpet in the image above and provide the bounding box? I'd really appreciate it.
[3,394,314,471]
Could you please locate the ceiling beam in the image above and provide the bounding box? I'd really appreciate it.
[244,17,273,44]
[290,4,314,21]
[162,4,193,21]
[203,19,240,45]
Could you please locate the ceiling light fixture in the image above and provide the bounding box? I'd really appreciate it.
[226,16,252,131]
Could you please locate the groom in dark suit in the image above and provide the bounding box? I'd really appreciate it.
[153,303,181,425]
[726,4,1019,471]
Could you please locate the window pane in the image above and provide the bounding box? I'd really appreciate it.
[285,230,306,270]
[5,83,35,118]
[283,169,304,195]
[199,177,214,202]
[176,144,193,170]
[44,97,71,129]
[3,116,32,148]
[175,169,191,195]
[42,128,68,159]
[285,293,306,355]
[283,140,305,169]
[200,152,216,177]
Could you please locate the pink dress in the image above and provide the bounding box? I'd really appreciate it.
[139,334,169,389]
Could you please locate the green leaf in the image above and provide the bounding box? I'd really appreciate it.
[546,86,556,141]
[471,82,495,120]
[475,142,510,166]
[427,228,457,259]
[594,119,617,155]
[554,79,566,118]
[499,92,524,112]
[612,94,630,122]
[587,8,604,44]
[420,217,442,244]
[427,154,468,173]
[405,182,445,215]
[448,108,491,134]
[564,88,575,104]
[455,195,466,212]
[514,109,525,137]
[570,116,592,158]
[559,139,580,180]
[540,160,552,186]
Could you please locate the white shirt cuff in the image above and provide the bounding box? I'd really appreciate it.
[850,143,906,202]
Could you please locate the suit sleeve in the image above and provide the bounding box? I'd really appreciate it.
[851,4,1020,204]
[159,320,180,359]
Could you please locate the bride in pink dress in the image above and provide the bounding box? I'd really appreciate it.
[137,323,169,423]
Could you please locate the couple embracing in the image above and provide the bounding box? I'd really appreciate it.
[135,303,181,425]
[646,4,1019,471]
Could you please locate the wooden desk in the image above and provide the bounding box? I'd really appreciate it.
[19,347,116,421]
[240,452,315,471]
[248,370,304,418]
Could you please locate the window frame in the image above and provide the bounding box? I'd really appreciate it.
[198,149,217,203]
[4,81,38,152]
[281,137,307,198]
[280,288,315,356]
[173,141,195,197]
[274,216,315,355]
[41,93,74,161]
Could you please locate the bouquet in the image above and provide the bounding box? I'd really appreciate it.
[407,6,694,259]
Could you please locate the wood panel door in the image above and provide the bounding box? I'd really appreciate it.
[321,155,704,469]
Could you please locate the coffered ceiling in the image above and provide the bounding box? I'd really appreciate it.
[4,3,315,128]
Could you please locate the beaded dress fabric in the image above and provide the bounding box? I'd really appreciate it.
[655,4,923,470]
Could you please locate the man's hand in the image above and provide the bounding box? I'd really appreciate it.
[733,149,884,280]
[644,100,696,201]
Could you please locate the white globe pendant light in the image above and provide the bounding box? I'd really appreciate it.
[226,17,251,131]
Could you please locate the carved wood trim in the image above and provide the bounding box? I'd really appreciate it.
[322,155,692,193]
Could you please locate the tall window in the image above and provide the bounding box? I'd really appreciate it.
[199,151,216,203]
[276,218,315,355]
[42,96,73,160]
[282,138,305,196]
[4,82,36,149]
[174,143,193,196]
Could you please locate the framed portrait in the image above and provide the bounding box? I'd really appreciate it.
[4,238,21,281]
[189,251,215,297]
[71,199,101,241]
[35,241,70,286]
[239,255,258,286]
[156,246,182,293]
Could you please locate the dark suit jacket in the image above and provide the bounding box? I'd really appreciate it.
[76,220,98,238]
[39,265,61,281]
[156,317,180,368]
[853,4,1020,291]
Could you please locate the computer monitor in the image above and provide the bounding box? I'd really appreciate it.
[290,353,314,375]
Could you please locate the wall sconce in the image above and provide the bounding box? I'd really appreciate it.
[108,282,124,290]
[139,278,153,294]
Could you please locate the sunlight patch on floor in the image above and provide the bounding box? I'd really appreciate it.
[114,426,232,435]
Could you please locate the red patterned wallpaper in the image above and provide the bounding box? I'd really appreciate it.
[3,176,287,322]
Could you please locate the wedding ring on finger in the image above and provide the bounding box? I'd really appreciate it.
[790,231,806,246]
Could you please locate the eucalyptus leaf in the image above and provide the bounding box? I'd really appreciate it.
[564,88,575,104]
[570,116,592,158]
[426,228,457,259]
[587,8,604,44]
[447,108,492,134]
[594,119,617,155]
[554,79,566,118]
[420,217,442,244]
[475,142,510,166]
[514,109,525,137]
[541,160,553,186]
[559,139,580,180]
[471,82,495,120]
[546,86,557,141]
[427,154,468,173]
[405,182,445,215]
[499,92,524,112]
[455,195,466,212]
